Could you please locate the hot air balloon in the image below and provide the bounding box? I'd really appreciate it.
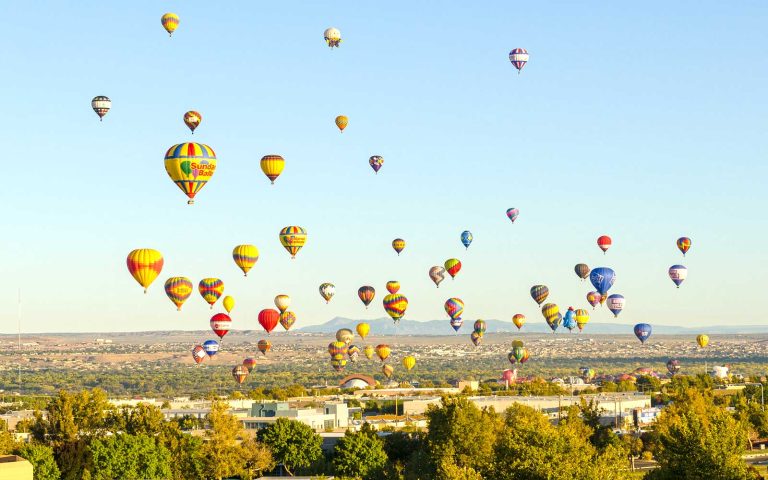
[164,277,192,311]
[383,294,408,323]
[450,319,464,332]
[279,226,307,259]
[356,323,370,340]
[512,314,526,330]
[273,295,290,314]
[257,339,271,355]
[369,156,384,174]
[328,341,348,357]
[546,313,562,333]
[508,48,529,74]
[319,283,336,303]
[127,249,164,293]
[677,237,692,256]
[232,245,259,276]
[164,143,217,205]
[192,345,207,365]
[335,115,348,132]
[597,235,612,254]
[91,96,111,121]
[357,286,375,308]
[589,267,616,296]
[506,208,519,223]
[429,266,446,288]
[563,308,577,332]
[392,239,405,256]
[232,365,249,384]
[574,309,590,331]
[606,294,625,318]
[697,334,709,348]
[260,155,285,185]
[243,357,258,372]
[402,356,416,371]
[470,331,483,347]
[161,13,179,36]
[530,285,549,306]
[375,344,391,362]
[579,367,596,382]
[363,345,375,360]
[382,364,394,379]
[336,328,354,345]
[666,359,681,375]
[541,303,560,321]
[202,340,219,356]
[258,309,280,334]
[210,314,231,339]
[634,323,652,344]
[223,296,235,314]
[331,358,347,372]
[574,264,590,280]
[473,320,487,334]
[586,291,602,309]
[183,111,201,134]
[461,231,473,250]
[507,352,518,365]
[198,278,224,308]
[324,27,342,48]
[347,345,361,362]
[668,265,687,288]
[386,281,400,294]
[520,348,530,364]
[279,311,296,331]
[444,259,462,279]
[444,298,464,321]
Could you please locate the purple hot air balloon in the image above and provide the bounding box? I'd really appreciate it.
[369,155,384,174]
[506,208,519,223]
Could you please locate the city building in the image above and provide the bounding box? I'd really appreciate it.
[0,455,33,480]
[241,401,349,431]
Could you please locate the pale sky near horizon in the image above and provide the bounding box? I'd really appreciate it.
[0,1,766,333]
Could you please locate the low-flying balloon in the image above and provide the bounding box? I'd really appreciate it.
[356,323,370,340]
[335,115,348,132]
[677,237,692,256]
[257,339,271,355]
[357,286,375,308]
[541,303,560,321]
[164,277,192,311]
[597,235,612,254]
[202,340,219,356]
[444,259,462,279]
[243,357,257,372]
[470,331,483,347]
[279,226,307,259]
[164,143,217,205]
[473,320,487,334]
[127,249,164,293]
[450,318,464,332]
[232,245,259,276]
[574,309,590,331]
[319,283,336,303]
[429,266,446,288]
[192,345,207,365]
[198,278,224,308]
[161,13,179,36]
[375,344,391,362]
[530,285,549,306]
[508,48,529,74]
[666,359,681,375]
[668,265,687,288]
[461,231,473,249]
[634,323,652,344]
[512,314,526,330]
[402,356,416,371]
[223,296,235,314]
[258,309,280,334]
[331,358,347,372]
[369,155,384,174]
[328,341,348,357]
[382,364,394,379]
[697,334,709,348]
[347,345,361,362]
[232,365,249,385]
[260,155,285,185]
[363,345,375,360]
[210,314,231,339]
[279,311,296,331]
[392,239,405,256]
[91,96,111,121]
[589,267,616,296]
[506,208,519,223]
[574,264,590,280]
[546,313,562,333]
[606,294,625,318]
[336,328,354,345]
[183,111,201,133]
[383,294,408,323]
[324,27,342,48]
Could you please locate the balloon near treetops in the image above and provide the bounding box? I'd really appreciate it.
[232,365,249,385]
[232,244,259,276]
[697,334,709,348]
[574,309,590,331]
[258,309,280,334]
[243,357,257,372]
[508,48,529,73]
[429,266,446,288]
[402,356,416,371]
[392,239,405,256]
[91,96,111,121]
[164,143,217,205]
[324,27,342,48]
[357,286,375,308]
[382,364,394,378]
[279,226,307,259]
[260,155,285,185]
[328,341,348,357]
[319,283,336,303]
[369,156,384,174]
[126,249,164,293]
[257,339,271,355]
[203,340,219,356]
[666,359,681,375]
[335,115,348,132]
[356,323,370,340]
[444,258,461,279]
[223,296,235,314]
[512,314,526,330]
[386,281,400,294]
[198,278,224,308]
[383,294,408,323]
[183,111,201,133]
[192,345,207,365]
[363,345,375,359]
[375,344,391,362]
[634,323,652,344]
[279,311,296,331]
[470,331,483,347]
[161,13,179,36]
[164,276,192,310]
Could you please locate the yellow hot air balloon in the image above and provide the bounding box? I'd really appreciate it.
[164,277,193,310]
[512,314,526,330]
[335,115,348,132]
[223,295,235,314]
[356,322,370,340]
[260,155,285,185]
[324,27,342,48]
[382,364,394,379]
[697,334,710,348]
[511,339,525,348]
[391,239,406,256]
[274,294,291,313]
[279,226,307,259]
[164,143,217,205]
[232,244,259,276]
[336,328,354,345]
[574,309,590,331]
[363,345,375,360]
[161,13,179,36]
[375,344,391,362]
[402,355,416,371]
[126,249,164,293]
[541,303,560,320]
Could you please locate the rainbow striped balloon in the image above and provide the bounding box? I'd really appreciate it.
[383,294,408,323]
[164,277,193,311]
[198,278,224,308]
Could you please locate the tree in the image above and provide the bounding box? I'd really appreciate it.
[86,433,171,480]
[258,417,323,476]
[108,403,165,435]
[332,424,388,479]
[202,398,245,480]
[157,422,206,480]
[15,443,61,480]
[239,436,276,480]
[0,431,17,455]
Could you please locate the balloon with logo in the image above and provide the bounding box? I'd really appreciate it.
[382,364,394,379]
[232,365,249,385]
[336,328,354,345]
[574,309,590,331]
[164,277,192,311]
[127,249,164,293]
[606,294,625,318]
[258,309,280,334]
[677,237,692,256]
[506,208,519,223]
[402,356,416,371]
[586,291,602,309]
[461,231,473,250]
[589,267,615,296]
[243,357,258,372]
[369,155,384,174]
[391,239,405,256]
[512,314,526,330]
[192,345,207,365]
[183,111,201,134]
[279,226,307,259]
[232,245,259,276]
[202,340,219,356]
[223,296,235,314]
[634,323,652,344]
[375,344,391,362]
[429,266,446,288]
[363,345,375,360]
[444,259,462,279]
[696,334,709,348]
[210,314,231,340]
[91,96,111,121]
[669,265,687,288]
[356,323,370,340]
[450,319,464,332]
[597,235,612,254]
[508,48,529,73]
[257,340,271,355]
[335,115,348,132]
[260,155,285,185]
[279,311,296,331]
[574,264,590,280]
[324,27,342,48]
[319,283,336,303]
[164,143,217,205]
[383,294,408,323]
[198,278,224,308]
[357,286,375,308]
[161,13,179,36]
[530,285,549,306]
[386,281,400,294]
[470,331,483,347]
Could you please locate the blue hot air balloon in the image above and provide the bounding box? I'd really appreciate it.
[563,308,577,331]
[203,339,220,356]
[634,324,652,344]
[590,267,616,296]
[461,231,473,250]
[450,318,464,332]
[606,294,625,318]
[547,312,562,333]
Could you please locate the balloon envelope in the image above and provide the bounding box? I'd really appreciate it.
[369,155,384,173]
[164,143,217,205]
[429,266,446,287]
[402,355,416,371]
[375,344,391,362]
[508,48,529,72]
[164,277,192,310]
[279,226,307,258]
[319,283,336,303]
[127,249,164,293]
[202,340,219,356]
[669,265,688,288]
[597,235,612,253]
[260,155,285,184]
[574,264,590,280]
[589,268,616,296]
[444,298,464,320]
[506,208,519,223]
[161,13,179,36]
[512,314,526,330]
[232,245,259,276]
[392,239,406,255]
[530,285,549,306]
[258,309,280,334]
[223,295,235,314]
[183,111,201,133]
[444,259,461,278]
[383,294,408,322]
[697,334,709,348]
[677,237,692,256]
[279,311,296,331]
[386,281,400,294]
[210,313,231,339]
[356,323,370,340]
[634,323,652,343]
[606,294,625,317]
[198,278,224,308]
[357,286,375,307]
[274,294,291,313]
[461,231,473,249]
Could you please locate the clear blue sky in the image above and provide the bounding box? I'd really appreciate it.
[1,1,766,333]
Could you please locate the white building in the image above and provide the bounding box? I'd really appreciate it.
[241,401,349,431]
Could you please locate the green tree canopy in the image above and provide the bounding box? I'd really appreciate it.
[258,417,322,476]
[332,424,388,479]
[202,398,245,480]
[15,443,61,480]
[86,433,171,480]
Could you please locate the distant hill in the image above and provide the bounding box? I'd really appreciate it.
[298,317,768,335]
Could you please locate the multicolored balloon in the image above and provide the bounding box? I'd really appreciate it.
[164,277,192,311]
[198,278,224,308]
[260,155,285,185]
[328,341,348,357]
[606,294,625,318]
[677,237,692,256]
[450,318,464,332]
[161,13,179,36]
[357,286,375,308]
[232,245,259,276]
[384,281,400,295]
[597,235,612,254]
[331,358,348,372]
[668,265,687,288]
[258,309,280,334]
[512,314,526,330]
[324,27,342,48]
[363,345,375,360]
[666,359,681,375]
[429,266,446,288]
[319,283,336,303]
[392,239,406,256]
[279,226,307,259]
[375,344,391,362]
[369,155,384,174]
[402,355,416,371]
[243,357,258,372]
[470,331,483,346]
[335,115,348,132]
[127,249,164,293]
[257,339,271,355]
[232,365,249,385]
[347,345,361,362]
[589,267,616,296]
[202,340,219,356]
[574,264,590,280]
[634,323,652,344]
[192,345,207,365]
[697,334,709,348]
[461,231,473,250]
[383,294,408,323]
[382,364,394,379]
[279,311,296,331]
[210,313,231,339]
[530,285,549,306]
[164,143,217,205]
[91,96,111,121]
[356,323,370,340]
[274,294,291,314]
[586,291,602,309]
[574,309,590,331]
[444,298,464,320]
[473,320,487,334]
[508,48,529,74]
[223,296,235,314]
[183,111,201,134]
[506,208,519,223]
[545,312,562,333]
[444,258,462,279]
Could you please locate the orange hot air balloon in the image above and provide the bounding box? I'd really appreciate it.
[257,339,272,355]
[386,281,400,294]
[232,365,249,385]
[183,111,202,134]
[382,364,394,379]
[335,115,348,132]
[512,314,526,330]
[243,357,257,372]
[392,239,405,255]
[126,249,164,293]
[357,286,375,308]
[260,155,285,185]
[444,259,462,279]
[375,344,391,362]
[198,278,224,308]
[164,277,192,310]
[192,345,207,365]
[597,235,612,254]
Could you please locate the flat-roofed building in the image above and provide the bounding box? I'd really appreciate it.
[0,455,33,480]
[242,401,349,431]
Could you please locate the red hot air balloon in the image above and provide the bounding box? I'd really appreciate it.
[597,235,612,254]
[258,309,280,334]
[210,313,231,339]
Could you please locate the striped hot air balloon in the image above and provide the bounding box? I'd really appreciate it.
[191,345,207,365]
[161,13,179,36]
[508,48,529,73]
[386,281,400,294]
[574,264,590,280]
[444,259,462,279]
[597,235,612,254]
[257,339,271,355]
[328,341,348,357]
[574,309,590,331]
[232,365,249,385]
[164,277,193,311]
[164,143,217,205]
[126,249,164,293]
[91,96,111,121]
[335,115,348,132]
[392,239,406,255]
[530,285,549,306]
[198,278,224,308]
[444,298,464,320]
[260,155,285,185]
[357,286,375,308]
[232,245,259,276]
[383,294,408,323]
[279,226,307,259]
